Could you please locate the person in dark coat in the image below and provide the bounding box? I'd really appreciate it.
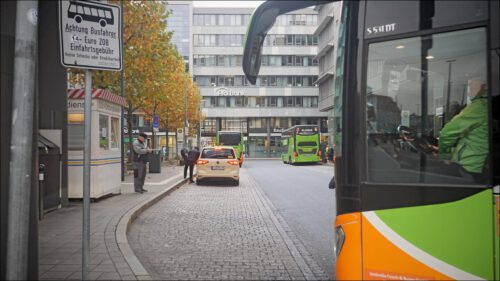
[186,147,201,183]
[328,146,334,163]
[320,142,327,163]
[133,132,152,193]
[180,147,189,179]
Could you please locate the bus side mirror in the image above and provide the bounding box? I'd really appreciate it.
[329,177,336,189]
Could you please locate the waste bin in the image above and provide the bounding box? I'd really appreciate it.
[149,151,162,173]
[38,134,61,212]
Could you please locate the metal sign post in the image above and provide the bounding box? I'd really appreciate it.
[58,0,122,279]
[82,70,92,280]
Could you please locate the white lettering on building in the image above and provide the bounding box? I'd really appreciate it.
[215,87,244,96]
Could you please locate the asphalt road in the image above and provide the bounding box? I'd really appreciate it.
[244,159,336,279]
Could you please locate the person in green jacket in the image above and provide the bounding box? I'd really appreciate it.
[439,78,488,183]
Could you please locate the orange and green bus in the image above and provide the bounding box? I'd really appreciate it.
[216,131,244,167]
[243,0,499,280]
[280,125,321,164]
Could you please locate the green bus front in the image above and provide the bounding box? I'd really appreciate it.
[281,125,321,164]
[217,131,244,167]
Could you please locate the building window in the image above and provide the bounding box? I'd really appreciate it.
[269,97,277,107]
[256,97,266,107]
[110,117,119,149]
[68,113,84,150]
[99,114,109,150]
[235,97,244,107]
[295,97,303,107]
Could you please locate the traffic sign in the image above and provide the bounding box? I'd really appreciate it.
[59,0,122,71]
[153,116,160,128]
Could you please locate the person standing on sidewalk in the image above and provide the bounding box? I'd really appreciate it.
[186,146,200,183]
[328,145,334,163]
[133,132,152,193]
[181,147,189,179]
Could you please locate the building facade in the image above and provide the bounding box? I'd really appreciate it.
[193,7,328,158]
[314,2,342,147]
[166,1,193,76]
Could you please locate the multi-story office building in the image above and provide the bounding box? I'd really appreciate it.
[314,2,342,147]
[166,1,193,75]
[194,7,328,158]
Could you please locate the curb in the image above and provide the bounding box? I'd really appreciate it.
[115,176,189,280]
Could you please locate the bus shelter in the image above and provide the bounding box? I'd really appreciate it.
[67,89,127,199]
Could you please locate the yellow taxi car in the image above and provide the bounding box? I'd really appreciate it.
[196,146,240,186]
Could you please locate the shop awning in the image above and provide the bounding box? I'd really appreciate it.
[67,88,128,107]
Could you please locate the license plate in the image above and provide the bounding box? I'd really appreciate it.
[211,166,225,171]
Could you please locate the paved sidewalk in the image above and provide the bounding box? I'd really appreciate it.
[128,169,329,280]
[38,164,186,280]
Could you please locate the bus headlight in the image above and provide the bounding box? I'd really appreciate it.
[334,226,345,258]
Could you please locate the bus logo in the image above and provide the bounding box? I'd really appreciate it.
[67,1,114,27]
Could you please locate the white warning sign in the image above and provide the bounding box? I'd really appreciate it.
[59,0,122,71]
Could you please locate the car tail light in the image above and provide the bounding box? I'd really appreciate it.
[227,160,239,165]
[197,160,209,165]
[293,151,298,157]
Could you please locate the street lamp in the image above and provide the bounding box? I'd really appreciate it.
[198,99,207,149]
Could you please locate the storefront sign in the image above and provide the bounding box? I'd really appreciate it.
[68,100,85,110]
[123,127,139,134]
[215,87,244,96]
[59,0,122,70]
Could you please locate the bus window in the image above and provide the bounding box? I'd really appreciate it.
[77,5,84,14]
[69,4,77,13]
[98,9,105,18]
[105,10,112,19]
[91,8,98,17]
[84,7,91,15]
[365,27,488,185]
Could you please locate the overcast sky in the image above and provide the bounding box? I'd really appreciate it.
[192,1,265,8]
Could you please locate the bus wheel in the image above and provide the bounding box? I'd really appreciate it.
[99,19,107,27]
[75,16,82,23]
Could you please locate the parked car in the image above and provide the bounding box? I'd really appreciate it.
[196,146,240,186]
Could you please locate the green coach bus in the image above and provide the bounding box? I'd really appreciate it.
[243,0,499,279]
[216,131,244,167]
[281,125,321,164]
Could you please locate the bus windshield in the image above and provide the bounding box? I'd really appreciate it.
[218,134,241,146]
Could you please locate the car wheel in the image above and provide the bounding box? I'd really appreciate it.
[234,180,239,186]
[196,180,201,185]
[75,16,82,23]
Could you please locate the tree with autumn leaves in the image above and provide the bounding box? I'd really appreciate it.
[69,0,201,163]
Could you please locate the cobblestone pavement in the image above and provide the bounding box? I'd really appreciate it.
[128,169,329,280]
[38,165,183,280]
